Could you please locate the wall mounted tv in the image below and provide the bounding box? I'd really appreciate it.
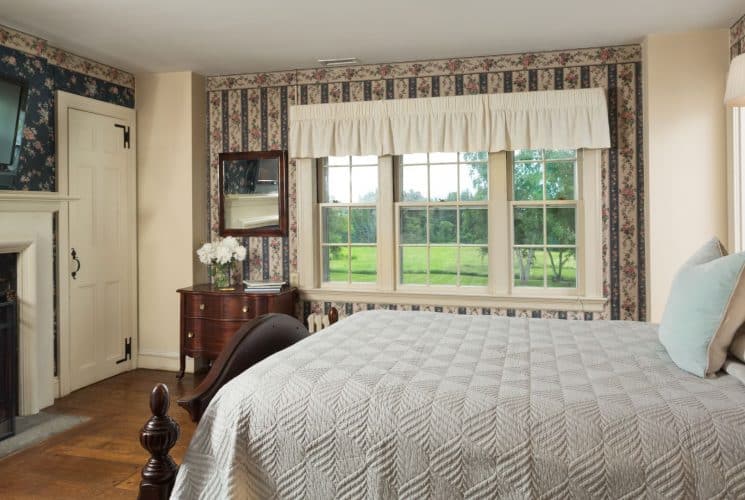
[0,77,26,167]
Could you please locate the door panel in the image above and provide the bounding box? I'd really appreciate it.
[68,108,134,391]
[103,281,121,362]
[70,283,95,369]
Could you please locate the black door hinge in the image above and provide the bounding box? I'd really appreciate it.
[114,124,130,149]
[116,337,132,364]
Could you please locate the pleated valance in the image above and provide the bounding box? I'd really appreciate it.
[289,88,610,158]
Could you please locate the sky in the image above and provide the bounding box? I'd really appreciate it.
[324,153,487,204]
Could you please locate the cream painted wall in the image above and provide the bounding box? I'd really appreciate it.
[136,71,207,371]
[644,29,730,322]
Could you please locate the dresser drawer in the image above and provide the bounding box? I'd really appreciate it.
[222,296,262,320]
[184,294,222,319]
[183,318,247,359]
[182,319,205,355]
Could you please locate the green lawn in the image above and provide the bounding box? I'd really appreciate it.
[324,245,576,288]
[325,245,489,286]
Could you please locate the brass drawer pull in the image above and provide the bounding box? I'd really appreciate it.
[242,306,248,313]
[199,304,205,311]
[186,331,194,339]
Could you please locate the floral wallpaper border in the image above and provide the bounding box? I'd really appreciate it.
[0,23,134,88]
[207,45,640,90]
[206,43,646,322]
[299,300,603,324]
[732,13,745,59]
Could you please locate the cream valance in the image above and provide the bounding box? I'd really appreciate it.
[289,88,610,158]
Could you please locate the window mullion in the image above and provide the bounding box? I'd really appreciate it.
[347,203,352,284]
[543,204,548,288]
[490,151,509,295]
[542,153,548,289]
[378,155,395,291]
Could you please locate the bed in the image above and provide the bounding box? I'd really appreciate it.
[138,310,745,499]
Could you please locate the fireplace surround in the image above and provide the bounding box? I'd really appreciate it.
[0,192,60,416]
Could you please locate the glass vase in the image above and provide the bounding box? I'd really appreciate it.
[212,262,233,289]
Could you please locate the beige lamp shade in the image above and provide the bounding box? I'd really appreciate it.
[726,54,745,107]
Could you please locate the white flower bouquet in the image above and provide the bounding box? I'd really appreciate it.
[197,236,247,288]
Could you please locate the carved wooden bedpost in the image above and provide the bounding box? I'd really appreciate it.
[139,383,180,500]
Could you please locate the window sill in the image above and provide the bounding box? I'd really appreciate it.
[298,287,607,312]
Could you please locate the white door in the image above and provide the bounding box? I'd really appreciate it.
[68,108,135,391]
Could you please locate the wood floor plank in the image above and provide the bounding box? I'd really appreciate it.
[0,369,200,499]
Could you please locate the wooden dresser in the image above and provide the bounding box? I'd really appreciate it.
[176,284,296,378]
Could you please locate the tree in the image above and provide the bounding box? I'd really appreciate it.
[460,153,489,263]
[546,207,575,284]
[350,208,376,243]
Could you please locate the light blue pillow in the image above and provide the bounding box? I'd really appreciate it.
[659,238,745,377]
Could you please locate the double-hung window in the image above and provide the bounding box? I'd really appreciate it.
[297,149,603,310]
[319,155,379,284]
[511,149,578,291]
[397,152,489,287]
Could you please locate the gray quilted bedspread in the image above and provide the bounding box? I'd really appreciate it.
[172,310,745,499]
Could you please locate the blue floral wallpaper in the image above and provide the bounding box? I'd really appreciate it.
[0,43,134,191]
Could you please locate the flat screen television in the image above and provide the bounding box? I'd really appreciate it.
[0,77,25,167]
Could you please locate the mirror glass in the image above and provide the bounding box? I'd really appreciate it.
[219,151,287,236]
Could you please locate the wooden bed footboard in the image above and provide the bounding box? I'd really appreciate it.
[138,384,179,500]
[137,313,311,499]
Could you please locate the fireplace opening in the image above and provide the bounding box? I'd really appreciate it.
[0,252,18,441]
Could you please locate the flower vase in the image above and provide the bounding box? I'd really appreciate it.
[213,262,233,289]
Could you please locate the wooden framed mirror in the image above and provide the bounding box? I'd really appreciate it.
[218,150,288,237]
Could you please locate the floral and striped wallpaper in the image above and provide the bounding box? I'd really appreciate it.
[732,13,745,59]
[205,44,646,322]
[0,24,134,191]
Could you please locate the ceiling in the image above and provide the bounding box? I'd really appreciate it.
[0,0,742,76]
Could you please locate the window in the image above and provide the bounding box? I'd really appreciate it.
[319,155,379,284]
[296,149,603,310]
[511,149,578,290]
[397,152,489,287]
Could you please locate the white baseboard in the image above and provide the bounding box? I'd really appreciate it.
[137,350,195,373]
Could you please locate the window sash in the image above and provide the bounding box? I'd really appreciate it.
[395,204,489,289]
[317,157,380,286]
[394,153,490,288]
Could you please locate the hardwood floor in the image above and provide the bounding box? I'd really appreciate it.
[0,369,201,499]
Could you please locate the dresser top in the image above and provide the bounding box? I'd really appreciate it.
[178,284,295,296]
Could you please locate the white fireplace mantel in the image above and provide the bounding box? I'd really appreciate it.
[0,190,78,208]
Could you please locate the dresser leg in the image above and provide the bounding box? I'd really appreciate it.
[176,355,185,379]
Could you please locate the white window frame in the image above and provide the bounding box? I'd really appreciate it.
[295,149,605,312]
[728,107,745,253]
